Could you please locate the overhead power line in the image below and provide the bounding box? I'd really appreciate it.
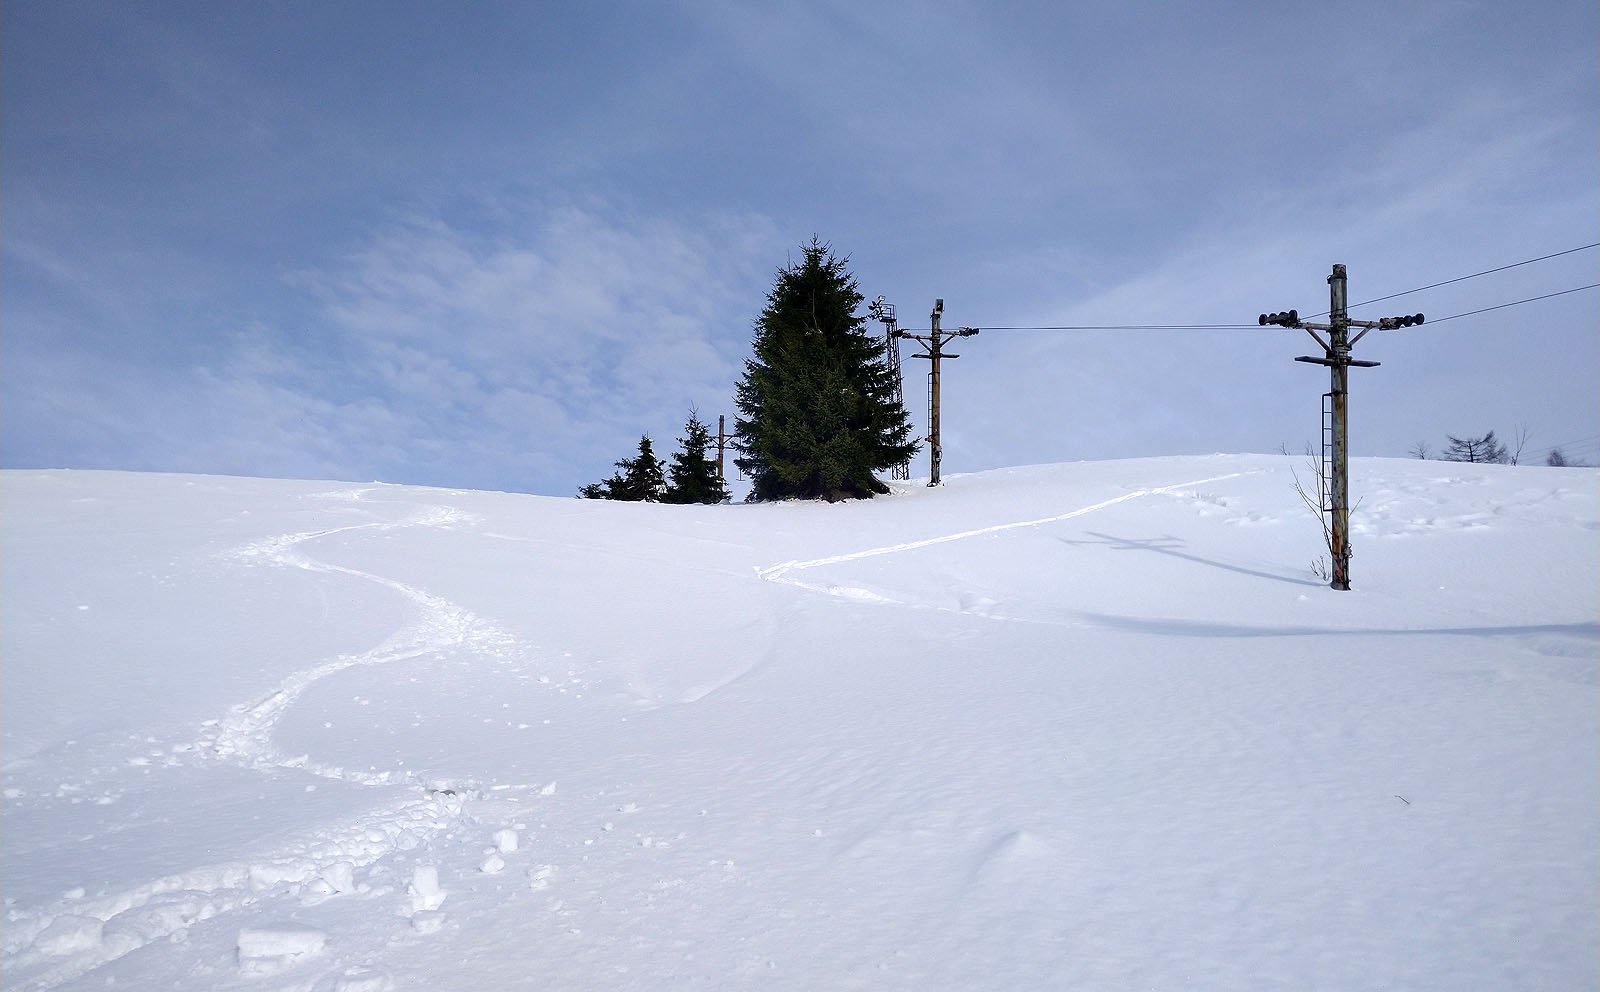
[954,281,1597,333]
[1422,284,1599,324]
[1535,432,1600,452]
[972,322,1260,331]
[1297,242,1600,319]
[1348,243,1599,311]
[959,243,1599,332]
[1524,435,1600,462]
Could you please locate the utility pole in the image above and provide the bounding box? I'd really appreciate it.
[868,296,910,481]
[1260,264,1423,590]
[715,415,728,480]
[897,299,979,487]
[700,414,736,480]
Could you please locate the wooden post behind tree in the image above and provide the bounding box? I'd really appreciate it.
[663,412,729,504]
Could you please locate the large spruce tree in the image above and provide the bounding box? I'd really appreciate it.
[663,411,730,504]
[734,240,917,501]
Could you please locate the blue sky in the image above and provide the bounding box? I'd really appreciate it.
[5,1,1597,495]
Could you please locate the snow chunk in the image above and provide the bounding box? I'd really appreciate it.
[410,910,446,934]
[409,865,446,911]
[331,968,395,992]
[103,891,213,944]
[493,828,520,853]
[322,860,357,893]
[236,924,325,974]
[249,861,312,892]
[528,865,555,891]
[35,914,104,956]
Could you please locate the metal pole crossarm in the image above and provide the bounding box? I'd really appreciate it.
[1295,355,1381,368]
[1301,328,1331,350]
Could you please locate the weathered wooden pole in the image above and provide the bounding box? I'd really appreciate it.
[717,414,727,481]
[1269,265,1420,591]
[1326,264,1352,590]
[927,299,944,486]
[898,300,978,487]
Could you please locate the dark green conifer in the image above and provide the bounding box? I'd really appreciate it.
[663,411,730,505]
[733,239,917,501]
[579,436,666,501]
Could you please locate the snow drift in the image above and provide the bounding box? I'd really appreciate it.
[3,455,1595,990]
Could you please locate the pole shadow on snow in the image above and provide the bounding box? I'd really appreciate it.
[1063,531,1326,589]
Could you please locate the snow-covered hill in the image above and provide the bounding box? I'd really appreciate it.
[3,455,1595,991]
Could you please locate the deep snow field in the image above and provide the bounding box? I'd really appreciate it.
[2,454,1596,991]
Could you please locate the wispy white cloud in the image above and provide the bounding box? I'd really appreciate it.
[274,203,780,490]
[4,201,783,493]
[4,1,1591,491]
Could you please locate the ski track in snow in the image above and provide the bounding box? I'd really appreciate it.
[7,472,1251,986]
[5,463,1595,989]
[200,500,516,783]
[757,471,1251,610]
[2,491,554,990]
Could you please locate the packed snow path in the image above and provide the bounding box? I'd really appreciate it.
[3,457,1595,990]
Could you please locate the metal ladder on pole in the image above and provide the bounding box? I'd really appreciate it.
[886,310,909,481]
[888,336,908,481]
[1320,392,1335,514]
[869,297,912,481]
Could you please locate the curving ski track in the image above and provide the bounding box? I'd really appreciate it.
[3,494,532,990]
[757,470,1251,607]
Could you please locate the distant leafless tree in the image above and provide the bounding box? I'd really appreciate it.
[1507,424,1532,465]
[1546,448,1569,467]
[1408,440,1431,459]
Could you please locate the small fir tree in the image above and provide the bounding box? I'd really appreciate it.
[616,435,666,501]
[663,411,730,505]
[579,436,666,501]
[733,239,917,501]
